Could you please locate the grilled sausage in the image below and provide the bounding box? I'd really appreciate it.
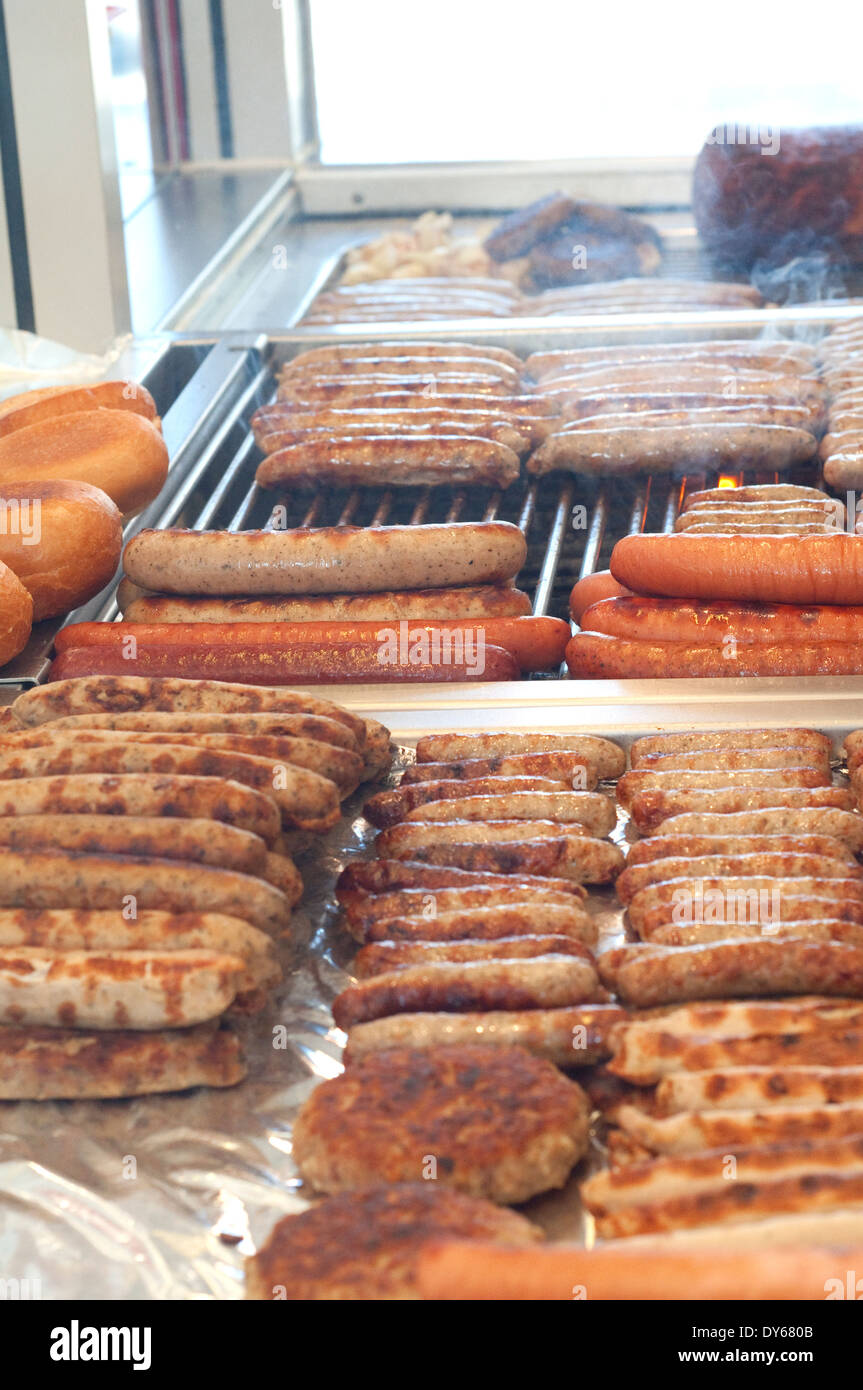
[682,483,828,510]
[630,727,832,765]
[0,773,281,843]
[526,342,816,379]
[0,728,363,796]
[0,946,247,1029]
[344,1004,627,1068]
[121,586,533,625]
[569,634,863,679]
[11,676,366,742]
[283,342,523,370]
[401,792,615,835]
[625,874,863,936]
[0,740,336,832]
[46,642,521,686]
[401,753,602,789]
[414,731,624,779]
[353,935,594,977]
[0,1021,246,1099]
[641,895,863,939]
[0,814,268,876]
[624,834,857,868]
[335,859,587,903]
[630,786,853,835]
[580,599,863,650]
[614,1102,863,1156]
[26,709,360,750]
[0,849,291,935]
[632,746,831,774]
[0,908,278,994]
[528,423,815,476]
[123,523,528,595]
[256,436,521,490]
[617,852,862,904]
[603,938,863,1007]
[377,829,624,884]
[647,919,863,947]
[332,956,601,1028]
[656,1066,863,1114]
[342,884,582,937]
[610,533,863,605]
[355,901,597,946]
[364,776,581,829]
[618,765,830,809]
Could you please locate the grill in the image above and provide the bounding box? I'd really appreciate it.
[0,318,839,690]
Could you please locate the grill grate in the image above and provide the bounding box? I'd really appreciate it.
[0,332,824,689]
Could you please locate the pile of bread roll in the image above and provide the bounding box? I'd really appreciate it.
[0,380,168,668]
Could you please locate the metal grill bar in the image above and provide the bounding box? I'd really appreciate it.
[577,493,607,581]
[532,479,574,617]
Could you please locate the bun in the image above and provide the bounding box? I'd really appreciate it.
[0,561,33,665]
[0,481,122,620]
[0,381,158,436]
[0,410,168,515]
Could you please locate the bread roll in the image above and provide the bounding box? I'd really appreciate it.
[0,410,168,515]
[0,381,159,435]
[0,561,32,665]
[0,481,122,621]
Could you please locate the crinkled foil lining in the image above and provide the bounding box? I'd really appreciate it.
[0,749,631,1299]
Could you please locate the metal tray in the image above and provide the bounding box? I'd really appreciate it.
[3,707,859,1300]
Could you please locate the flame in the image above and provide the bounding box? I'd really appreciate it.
[717,474,740,489]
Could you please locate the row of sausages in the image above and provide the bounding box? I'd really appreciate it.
[333,729,628,1067]
[583,724,863,1246]
[0,674,391,1099]
[819,317,863,490]
[301,275,765,324]
[251,333,830,488]
[54,520,576,681]
[568,484,863,679]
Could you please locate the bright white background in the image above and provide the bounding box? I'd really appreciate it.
[310,0,863,164]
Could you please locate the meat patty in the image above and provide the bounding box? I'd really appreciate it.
[291,1043,591,1204]
[245,1184,541,1300]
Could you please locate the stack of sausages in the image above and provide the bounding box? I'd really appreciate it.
[333,731,629,1067]
[818,318,863,490]
[0,673,391,1101]
[252,341,552,490]
[579,725,863,1244]
[523,338,823,477]
[300,275,764,324]
[302,278,522,325]
[519,277,765,317]
[57,521,571,682]
[568,484,863,679]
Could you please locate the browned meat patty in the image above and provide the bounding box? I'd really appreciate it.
[245,1183,541,1300]
[292,1043,590,1204]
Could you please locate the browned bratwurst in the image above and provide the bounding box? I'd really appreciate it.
[364,776,581,829]
[332,955,602,1028]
